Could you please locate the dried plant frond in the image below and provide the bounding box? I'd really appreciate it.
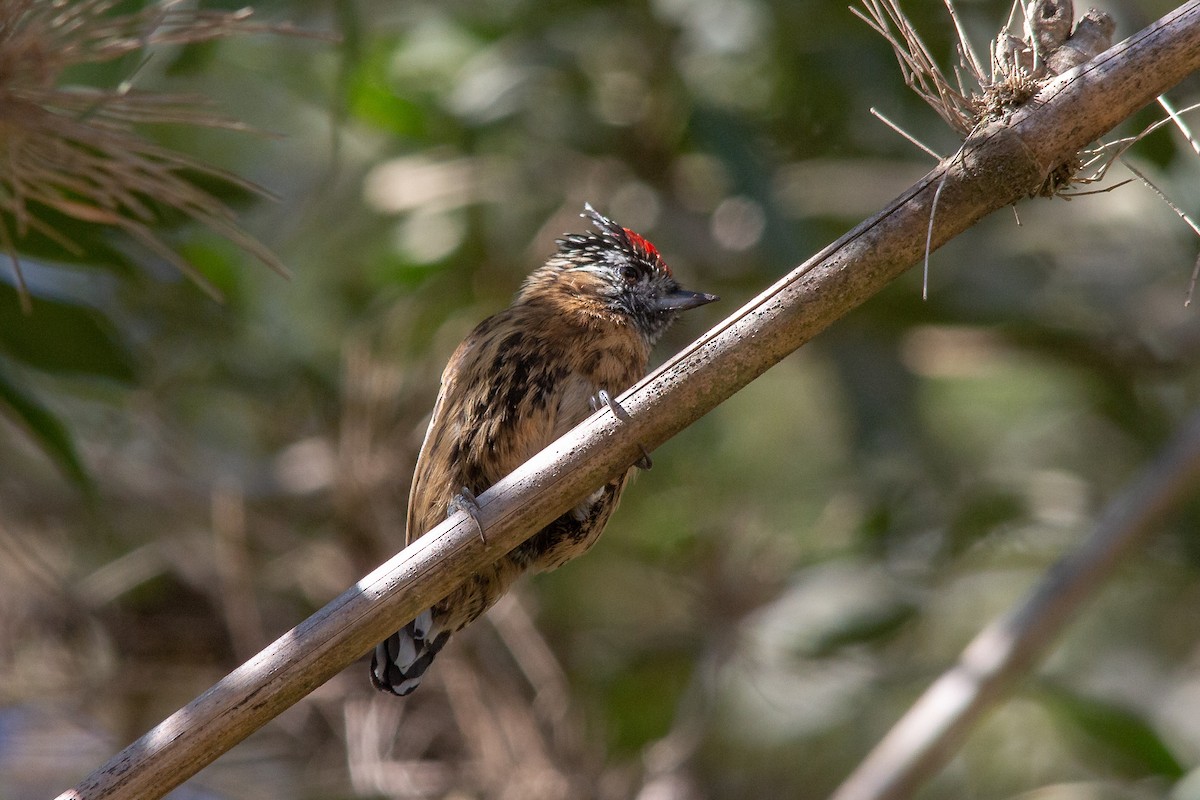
[855,0,1115,156]
[0,0,301,310]
[1158,96,1200,158]
[869,107,940,159]
[1038,154,1084,196]
[851,0,978,135]
[860,0,1200,303]
[1044,100,1200,266]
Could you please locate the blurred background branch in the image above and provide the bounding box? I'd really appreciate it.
[831,410,1200,800]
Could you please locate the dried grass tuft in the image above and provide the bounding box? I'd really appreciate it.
[853,0,1116,188]
[856,0,1200,301]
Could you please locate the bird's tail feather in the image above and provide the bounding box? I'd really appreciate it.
[370,609,449,696]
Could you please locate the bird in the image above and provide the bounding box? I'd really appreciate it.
[370,204,718,696]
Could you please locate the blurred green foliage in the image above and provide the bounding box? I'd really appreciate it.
[1,0,1198,799]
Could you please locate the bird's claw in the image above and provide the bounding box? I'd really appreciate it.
[449,487,486,543]
[591,389,652,470]
[634,444,653,471]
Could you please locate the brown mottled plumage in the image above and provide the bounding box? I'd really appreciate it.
[371,205,717,696]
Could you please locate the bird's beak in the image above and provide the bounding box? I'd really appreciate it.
[654,288,719,312]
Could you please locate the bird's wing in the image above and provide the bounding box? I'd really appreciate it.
[405,334,476,547]
[403,312,615,547]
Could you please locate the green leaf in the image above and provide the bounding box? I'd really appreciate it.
[346,39,428,137]
[948,488,1027,554]
[606,650,692,755]
[2,206,137,275]
[1036,682,1185,781]
[0,363,91,490]
[0,284,137,382]
[177,236,246,305]
[804,600,919,658]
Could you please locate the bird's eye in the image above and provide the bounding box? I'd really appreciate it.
[621,265,640,284]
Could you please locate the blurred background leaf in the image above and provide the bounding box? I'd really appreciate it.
[0,285,136,383]
[0,364,91,490]
[1036,681,1186,782]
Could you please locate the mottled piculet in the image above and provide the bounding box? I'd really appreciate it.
[371,205,717,695]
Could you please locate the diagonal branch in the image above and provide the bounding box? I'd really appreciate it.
[57,3,1200,799]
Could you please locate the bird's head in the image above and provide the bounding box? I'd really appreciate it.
[522,204,718,345]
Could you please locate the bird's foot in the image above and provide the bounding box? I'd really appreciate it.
[590,389,653,470]
[449,487,486,543]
